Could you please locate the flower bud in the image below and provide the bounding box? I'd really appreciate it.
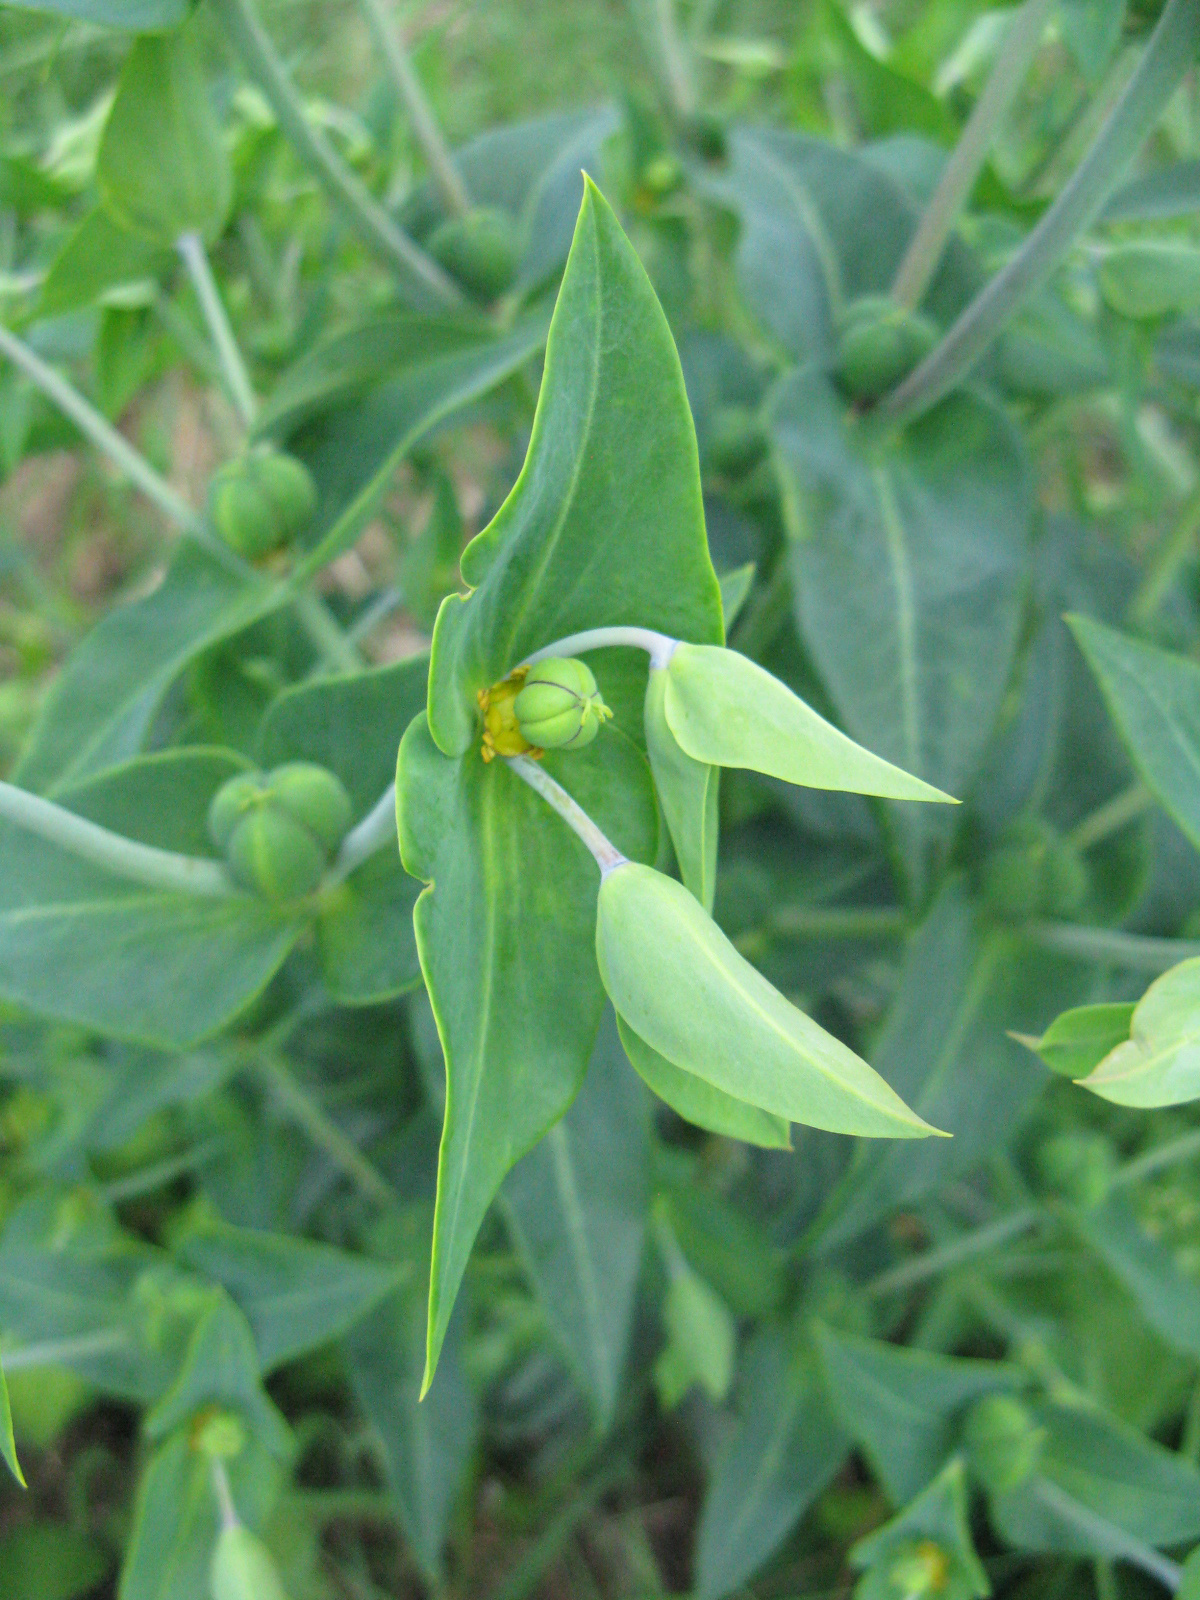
[514,657,612,751]
[428,207,519,302]
[263,762,352,853]
[207,443,317,559]
[833,295,937,403]
[225,806,328,902]
[211,1523,288,1600]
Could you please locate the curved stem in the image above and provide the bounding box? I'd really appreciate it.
[211,0,462,305]
[356,0,470,216]
[1026,920,1200,972]
[884,0,1200,421]
[522,626,678,671]
[256,1052,398,1209]
[177,231,258,427]
[891,0,1054,310]
[1066,783,1152,851]
[0,780,236,897]
[327,784,397,883]
[290,588,363,673]
[507,756,627,875]
[1,1328,128,1372]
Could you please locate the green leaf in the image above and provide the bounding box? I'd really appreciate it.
[694,1333,849,1600]
[654,1248,735,1408]
[644,665,719,910]
[597,862,939,1138]
[501,1011,649,1427]
[1105,160,1200,220]
[825,1,956,141]
[1077,958,1200,1107]
[1070,1192,1200,1358]
[426,179,722,756]
[1020,1002,1135,1079]
[664,643,954,802]
[397,712,657,1390]
[617,1012,792,1149]
[771,370,1030,895]
[0,1364,24,1489]
[39,205,168,318]
[851,1458,989,1600]
[174,1221,400,1371]
[0,1523,109,1599]
[1,0,185,23]
[318,850,421,1005]
[814,1323,1020,1505]
[96,26,231,246]
[1068,615,1200,850]
[1097,241,1200,319]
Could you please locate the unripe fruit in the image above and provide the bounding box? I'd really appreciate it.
[705,405,768,478]
[1038,1130,1113,1208]
[964,1395,1042,1494]
[833,295,937,403]
[207,444,318,560]
[264,763,352,853]
[428,207,519,302]
[207,772,271,854]
[514,657,612,751]
[982,818,1087,922]
[211,1524,288,1600]
[226,807,327,902]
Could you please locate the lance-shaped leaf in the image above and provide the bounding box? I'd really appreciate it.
[663,643,954,802]
[644,665,719,910]
[1077,958,1200,1107]
[851,1458,990,1600]
[1069,1193,1200,1359]
[1020,1002,1135,1079]
[0,1365,23,1489]
[596,862,939,1139]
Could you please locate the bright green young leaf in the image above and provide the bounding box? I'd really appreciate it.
[616,1013,792,1149]
[39,204,168,317]
[1097,241,1200,319]
[97,27,232,246]
[597,862,939,1139]
[1020,1001,1135,1079]
[501,1011,649,1427]
[0,1364,24,1489]
[0,0,187,26]
[815,1323,1020,1506]
[851,1459,989,1600]
[653,1213,736,1408]
[644,665,719,910]
[1070,1193,1200,1358]
[664,643,955,802]
[1077,957,1200,1107]
[426,179,723,756]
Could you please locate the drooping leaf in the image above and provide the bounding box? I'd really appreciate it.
[1105,160,1200,220]
[1021,1002,1135,1079]
[653,1240,736,1408]
[1078,958,1200,1107]
[644,665,719,910]
[597,862,938,1138]
[1097,242,1200,319]
[501,1011,649,1427]
[1070,1193,1200,1358]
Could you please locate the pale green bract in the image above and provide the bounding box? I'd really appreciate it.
[1076,957,1200,1107]
[662,644,956,803]
[644,667,719,911]
[596,862,942,1139]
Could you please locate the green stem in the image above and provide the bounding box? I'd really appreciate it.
[99,1139,226,1202]
[355,0,470,216]
[1026,921,1200,972]
[2,1328,128,1371]
[256,1052,398,1209]
[522,626,678,671]
[327,784,397,884]
[1112,1127,1200,1189]
[291,588,363,673]
[506,756,627,874]
[884,0,1200,421]
[176,230,258,427]
[891,0,1055,310]
[1130,486,1200,624]
[211,0,462,304]
[863,1207,1040,1299]
[768,904,908,940]
[0,778,235,897]
[628,0,697,121]
[1066,783,1152,851]
[210,1457,239,1533]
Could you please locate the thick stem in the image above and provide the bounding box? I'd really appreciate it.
[211,1458,239,1533]
[256,1053,398,1209]
[891,0,1054,310]
[0,779,236,898]
[210,0,462,304]
[863,1207,1040,1299]
[355,0,470,216]
[327,784,397,883]
[1027,921,1200,972]
[521,626,678,671]
[884,0,1200,421]
[177,231,258,427]
[506,756,627,875]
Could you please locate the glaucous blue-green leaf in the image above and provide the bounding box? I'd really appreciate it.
[851,1458,989,1600]
[814,1323,1020,1505]
[0,0,186,24]
[397,712,657,1390]
[694,1332,849,1600]
[1070,1193,1200,1358]
[656,1170,784,1319]
[771,369,1030,896]
[664,643,954,801]
[616,1012,792,1149]
[597,862,938,1138]
[39,204,168,317]
[15,546,281,795]
[1105,159,1200,220]
[96,26,232,246]
[644,665,719,909]
[1069,615,1200,850]
[426,179,723,756]
[0,1365,23,1488]
[1021,1002,1135,1079]
[1077,958,1200,1106]
[318,851,421,1004]
[501,1011,649,1427]
[174,1221,400,1372]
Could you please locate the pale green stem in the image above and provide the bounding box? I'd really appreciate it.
[628,0,697,121]
[355,0,470,216]
[891,0,1055,310]
[863,1207,1040,1299]
[292,588,364,673]
[1130,486,1200,625]
[2,1328,128,1371]
[507,755,628,875]
[211,1457,239,1533]
[0,779,236,897]
[1113,1127,1200,1188]
[522,626,678,671]
[884,0,1200,421]
[256,1053,398,1209]
[176,230,258,427]
[1027,921,1200,971]
[1032,1480,1181,1590]
[768,904,908,940]
[345,582,408,644]
[327,784,397,884]
[1066,783,1153,851]
[99,1139,226,1202]
[210,0,462,304]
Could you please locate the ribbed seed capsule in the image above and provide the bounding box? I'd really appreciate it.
[513,657,612,751]
[207,763,352,901]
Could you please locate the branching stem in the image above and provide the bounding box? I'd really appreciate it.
[327,784,397,883]
[177,230,258,426]
[507,756,627,875]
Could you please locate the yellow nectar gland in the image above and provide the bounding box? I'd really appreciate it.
[478,667,542,763]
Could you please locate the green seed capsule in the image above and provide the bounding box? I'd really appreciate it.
[207,444,317,559]
[208,771,270,854]
[513,657,612,750]
[428,207,519,302]
[225,806,327,902]
[833,295,937,403]
[211,1524,288,1600]
[264,763,352,853]
[964,1395,1043,1494]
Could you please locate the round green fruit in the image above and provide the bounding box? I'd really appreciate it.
[833,295,937,402]
[1038,1130,1113,1208]
[964,1395,1043,1494]
[208,771,270,854]
[514,657,612,750]
[207,444,318,559]
[211,1524,288,1600]
[264,762,352,852]
[982,818,1087,921]
[428,207,519,302]
[225,806,327,902]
